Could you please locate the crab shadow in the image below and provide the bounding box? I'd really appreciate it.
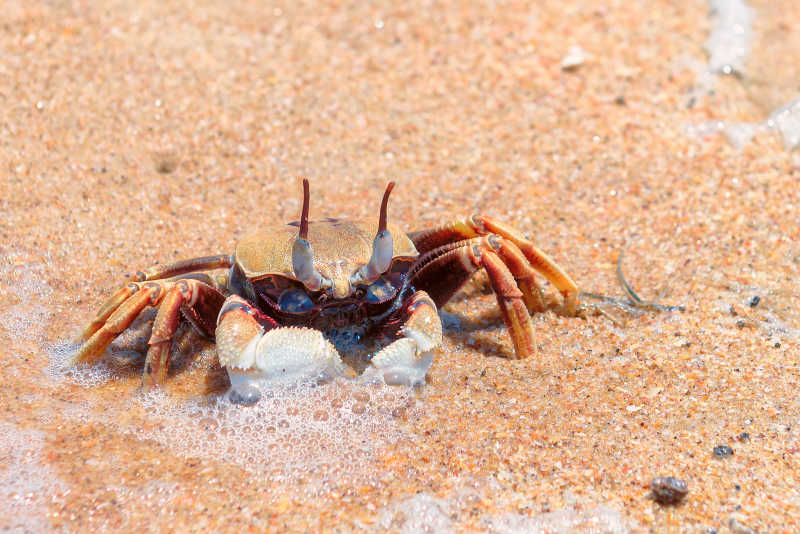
[440,308,518,359]
[99,309,229,394]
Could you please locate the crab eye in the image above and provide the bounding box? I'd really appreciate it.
[365,278,396,303]
[277,289,314,313]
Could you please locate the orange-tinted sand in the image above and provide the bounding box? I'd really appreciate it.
[1,0,799,532]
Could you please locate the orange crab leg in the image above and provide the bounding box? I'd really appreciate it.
[409,214,579,314]
[408,236,537,359]
[72,278,226,386]
[71,284,164,365]
[142,285,185,386]
[76,283,139,342]
[76,255,232,343]
[142,280,225,387]
[134,254,233,282]
[474,215,579,313]
[477,246,537,359]
[491,238,547,314]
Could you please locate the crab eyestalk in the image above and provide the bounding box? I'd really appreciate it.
[292,179,325,291]
[353,182,395,285]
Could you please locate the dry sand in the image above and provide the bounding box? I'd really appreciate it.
[1,0,799,532]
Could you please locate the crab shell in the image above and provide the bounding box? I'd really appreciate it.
[234,219,417,295]
[216,218,434,390]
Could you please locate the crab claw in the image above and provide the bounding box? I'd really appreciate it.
[363,291,442,386]
[216,296,346,405]
[224,327,345,387]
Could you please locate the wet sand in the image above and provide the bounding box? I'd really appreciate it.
[2,0,799,532]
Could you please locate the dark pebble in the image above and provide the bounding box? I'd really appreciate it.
[650,476,688,504]
[737,432,750,442]
[229,385,262,406]
[713,445,734,457]
[614,95,626,106]
[748,295,760,307]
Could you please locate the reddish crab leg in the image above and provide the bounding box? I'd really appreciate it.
[76,283,140,342]
[142,279,226,387]
[408,236,537,359]
[72,278,226,387]
[76,255,233,343]
[474,215,579,314]
[476,246,537,359]
[71,283,164,365]
[409,214,580,314]
[133,254,233,282]
[491,238,546,314]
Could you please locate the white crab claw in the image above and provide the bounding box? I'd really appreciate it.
[365,325,438,387]
[223,327,346,403]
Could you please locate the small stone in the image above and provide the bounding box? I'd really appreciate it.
[561,45,587,70]
[153,150,180,174]
[614,95,626,106]
[748,295,760,308]
[737,432,750,442]
[713,444,734,457]
[650,476,688,504]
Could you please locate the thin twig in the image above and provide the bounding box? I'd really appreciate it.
[616,247,642,303]
[578,247,685,317]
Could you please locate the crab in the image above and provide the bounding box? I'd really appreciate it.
[71,180,580,402]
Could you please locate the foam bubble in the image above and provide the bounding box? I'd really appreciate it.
[0,259,54,346]
[45,339,119,387]
[484,506,633,534]
[767,97,800,151]
[63,380,423,496]
[705,0,752,75]
[0,422,66,532]
[687,2,800,152]
[377,493,455,534]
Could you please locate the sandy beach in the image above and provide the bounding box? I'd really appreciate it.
[1,0,799,531]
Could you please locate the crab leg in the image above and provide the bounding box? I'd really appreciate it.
[71,283,165,365]
[75,255,233,343]
[76,283,140,342]
[142,280,226,387]
[368,290,442,386]
[409,214,579,314]
[71,279,226,385]
[133,254,234,282]
[408,236,537,359]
